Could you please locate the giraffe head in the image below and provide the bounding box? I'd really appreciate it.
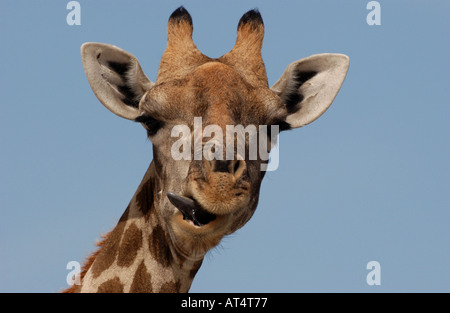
[80,7,349,258]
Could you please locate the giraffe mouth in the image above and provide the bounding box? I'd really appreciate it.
[167,192,217,227]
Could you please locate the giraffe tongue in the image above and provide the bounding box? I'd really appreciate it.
[167,192,216,226]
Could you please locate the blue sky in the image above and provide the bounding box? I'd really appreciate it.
[0,0,448,292]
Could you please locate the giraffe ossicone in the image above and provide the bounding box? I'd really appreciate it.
[64,6,349,293]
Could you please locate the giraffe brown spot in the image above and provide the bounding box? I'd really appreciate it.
[159,280,181,293]
[97,277,124,293]
[135,174,154,217]
[117,223,143,267]
[148,224,172,268]
[129,261,153,293]
[90,214,128,279]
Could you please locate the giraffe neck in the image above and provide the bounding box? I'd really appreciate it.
[72,162,204,293]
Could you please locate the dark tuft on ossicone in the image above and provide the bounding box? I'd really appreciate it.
[169,6,193,25]
[238,9,264,29]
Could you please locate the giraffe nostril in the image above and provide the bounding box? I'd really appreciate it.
[204,154,247,178]
[212,160,232,173]
[233,160,240,173]
[232,159,246,179]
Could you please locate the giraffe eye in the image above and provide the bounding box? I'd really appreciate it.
[134,115,164,136]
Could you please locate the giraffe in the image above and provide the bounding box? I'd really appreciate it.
[64,7,349,293]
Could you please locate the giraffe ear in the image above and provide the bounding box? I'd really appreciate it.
[81,42,154,120]
[271,53,349,129]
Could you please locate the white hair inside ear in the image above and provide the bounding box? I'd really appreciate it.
[271,53,349,128]
[81,42,154,120]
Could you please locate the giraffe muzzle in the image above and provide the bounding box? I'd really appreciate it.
[167,192,217,227]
